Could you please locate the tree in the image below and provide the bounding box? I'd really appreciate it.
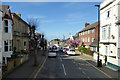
[27,18,40,66]
[66,38,81,49]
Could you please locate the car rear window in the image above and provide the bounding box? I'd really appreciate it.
[49,51,56,53]
[70,50,75,52]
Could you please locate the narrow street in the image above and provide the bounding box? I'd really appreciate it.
[36,51,115,79]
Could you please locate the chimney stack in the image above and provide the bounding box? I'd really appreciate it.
[85,23,90,27]
[17,12,21,17]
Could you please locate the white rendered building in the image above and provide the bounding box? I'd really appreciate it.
[0,5,13,65]
[99,0,120,70]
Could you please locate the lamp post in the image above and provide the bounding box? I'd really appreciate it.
[95,5,101,67]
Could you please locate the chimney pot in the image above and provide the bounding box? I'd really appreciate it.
[85,23,90,27]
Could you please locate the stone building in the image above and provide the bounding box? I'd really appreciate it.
[11,12,29,53]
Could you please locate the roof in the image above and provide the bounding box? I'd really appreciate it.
[90,39,98,47]
[79,21,99,33]
[11,13,30,27]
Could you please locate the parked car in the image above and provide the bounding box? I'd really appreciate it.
[66,49,76,55]
[48,50,57,58]
[63,48,69,53]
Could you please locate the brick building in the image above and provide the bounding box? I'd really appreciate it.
[78,21,100,52]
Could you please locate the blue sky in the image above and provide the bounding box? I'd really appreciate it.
[2,2,101,41]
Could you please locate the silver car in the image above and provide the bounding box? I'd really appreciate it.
[48,50,57,58]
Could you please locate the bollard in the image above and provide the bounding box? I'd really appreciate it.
[99,59,102,67]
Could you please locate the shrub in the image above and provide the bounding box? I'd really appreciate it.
[78,46,94,56]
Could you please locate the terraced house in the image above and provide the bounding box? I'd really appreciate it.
[0,5,13,65]
[99,0,120,70]
[11,12,29,53]
[78,21,100,52]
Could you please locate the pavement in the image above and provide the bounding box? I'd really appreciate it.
[2,49,48,79]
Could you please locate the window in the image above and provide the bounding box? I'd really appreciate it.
[24,41,26,49]
[4,20,8,26]
[4,20,8,33]
[9,40,12,51]
[83,32,84,35]
[4,40,8,52]
[92,38,94,42]
[9,21,12,33]
[107,11,110,18]
[108,27,111,39]
[83,38,84,42]
[102,27,107,39]
[0,17,2,32]
[92,29,94,33]
[88,37,90,42]
[105,46,108,55]
[85,37,87,42]
[88,30,90,34]
[86,31,87,34]
[119,27,120,37]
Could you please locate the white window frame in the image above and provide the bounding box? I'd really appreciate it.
[102,27,107,40]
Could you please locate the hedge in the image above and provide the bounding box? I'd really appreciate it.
[78,46,95,56]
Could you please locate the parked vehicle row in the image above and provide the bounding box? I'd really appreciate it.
[59,47,76,56]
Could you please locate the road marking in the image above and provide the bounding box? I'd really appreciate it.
[82,71,86,75]
[60,57,62,62]
[79,57,113,80]
[62,64,67,76]
[33,55,48,79]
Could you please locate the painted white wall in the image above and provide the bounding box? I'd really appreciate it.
[99,0,120,67]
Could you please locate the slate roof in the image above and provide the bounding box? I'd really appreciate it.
[79,21,99,33]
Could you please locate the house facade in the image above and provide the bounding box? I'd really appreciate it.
[11,12,29,53]
[78,21,100,52]
[99,0,120,70]
[0,5,13,65]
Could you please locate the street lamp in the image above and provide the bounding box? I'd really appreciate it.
[95,5,101,67]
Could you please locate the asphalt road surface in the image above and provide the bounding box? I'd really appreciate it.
[36,51,113,79]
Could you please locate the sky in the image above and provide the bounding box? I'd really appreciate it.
[2,2,101,41]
